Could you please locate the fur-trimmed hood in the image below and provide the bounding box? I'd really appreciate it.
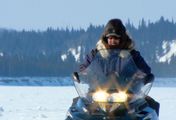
[95,39,134,58]
[96,39,135,51]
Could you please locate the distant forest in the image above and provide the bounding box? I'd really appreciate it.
[0,16,176,77]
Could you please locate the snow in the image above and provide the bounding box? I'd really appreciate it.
[0,77,176,120]
[61,46,81,62]
[157,40,176,63]
[61,54,67,61]
[0,52,3,57]
[149,87,176,120]
[0,86,77,120]
[68,46,81,62]
[0,86,175,120]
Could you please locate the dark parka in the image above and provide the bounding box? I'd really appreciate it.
[80,18,153,83]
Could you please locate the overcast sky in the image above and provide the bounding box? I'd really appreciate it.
[0,0,175,30]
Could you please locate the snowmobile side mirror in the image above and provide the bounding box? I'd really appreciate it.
[72,72,80,83]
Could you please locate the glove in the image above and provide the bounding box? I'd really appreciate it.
[143,73,154,85]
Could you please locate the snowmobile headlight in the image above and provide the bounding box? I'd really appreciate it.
[93,91,128,103]
[92,91,109,102]
[109,92,128,103]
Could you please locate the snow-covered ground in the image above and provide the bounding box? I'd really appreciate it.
[0,86,175,120]
[0,86,77,120]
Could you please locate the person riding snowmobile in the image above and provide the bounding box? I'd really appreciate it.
[76,18,160,116]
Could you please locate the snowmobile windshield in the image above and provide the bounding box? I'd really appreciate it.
[73,49,153,103]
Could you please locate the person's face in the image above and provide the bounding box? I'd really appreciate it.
[107,36,120,46]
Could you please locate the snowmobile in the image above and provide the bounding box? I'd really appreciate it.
[65,49,158,120]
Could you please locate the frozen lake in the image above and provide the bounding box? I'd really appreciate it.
[0,86,176,120]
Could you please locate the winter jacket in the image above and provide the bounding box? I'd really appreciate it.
[79,39,154,84]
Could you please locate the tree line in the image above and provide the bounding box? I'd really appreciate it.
[0,16,176,77]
